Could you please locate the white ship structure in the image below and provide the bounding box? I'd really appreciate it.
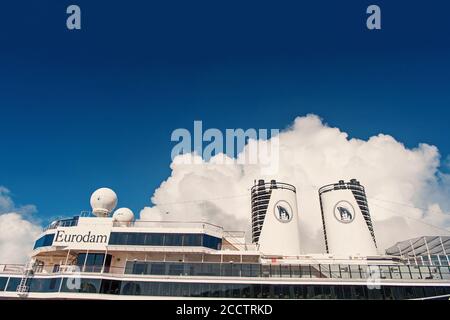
[0,179,449,300]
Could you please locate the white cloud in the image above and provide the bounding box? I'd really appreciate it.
[140,114,450,253]
[0,187,42,263]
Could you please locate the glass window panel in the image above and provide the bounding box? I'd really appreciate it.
[300,265,311,278]
[273,285,290,299]
[241,284,251,298]
[310,265,322,278]
[0,277,8,291]
[168,263,185,276]
[221,263,233,277]
[439,255,449,266]
[100,279,121,295]
[382,286,394,300]
[164,234,183,246]
[403,286,415,299]
[132,262,148,275]
[231,264,241,277]
[399,266,412,279]
[290,265,300,278]
[145,233,164,246]
[422,256,430,265]
[261,265,271,277]
[306,285,318,299]
[159,282,170,296]
[431,255,440,266]
[280,265,291,278]
[189,283,201,297]
[410,266,422,279]
[380,265,391,279]
[253,284,262,298]
[352,286,366,300]
[389,266,402,279]
[183,234,202,246]
[429,267,442,280]
[341,285,352,299]
[271,265,281,277]
[322,285,336,299]
[350,265,362,279]
[293,285,306,299]
[201,263,220,276]
[367,287,382,300]
[149,263,166,275]
[439,266,450,280]
[423,286,436,298]
[61,278,101,293]
[200,283,211,297]
[330,265,341,278]
[261,284,272,298]
[420,266,432,279]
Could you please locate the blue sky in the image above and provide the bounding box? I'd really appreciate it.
[0,0,449,225]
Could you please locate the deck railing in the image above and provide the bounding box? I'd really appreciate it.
[2,262,449,281]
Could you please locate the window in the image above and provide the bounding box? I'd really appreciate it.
[100,280,121,295]
[164,234,183,246]
[201,263,220,276]
[76,253,111,272]
[0,277,8,291]
[149,263,165,275]
[132,262,148,275]
[145,233,164,246]
[183,234,202,246]
[121,282,141,295]
[61,278,100,293]
[203,234,222,250]
[242,264,259,277]
[221,263,233,277]
[280,265,291,278]
[127,233,146,245]
[300,265,311,278]
[33,233,55,250]
[168,263,185,276]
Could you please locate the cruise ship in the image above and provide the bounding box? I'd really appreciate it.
[0,179,449,300]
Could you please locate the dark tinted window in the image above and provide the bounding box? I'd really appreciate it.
[164,234,183,246]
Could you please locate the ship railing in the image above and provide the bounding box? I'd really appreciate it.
[113,220,224,234]
[21,262,450,282]
[0,264,25,274]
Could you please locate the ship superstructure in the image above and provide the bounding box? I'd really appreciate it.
[0,180,449,300]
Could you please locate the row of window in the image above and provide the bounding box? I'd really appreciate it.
[2,277,61,293]
[124,261,450,281]
[76,253,112,271]
[44,216,79,231]
[108,232,222,250]
[2,276,448,299]
[32,231,222,251]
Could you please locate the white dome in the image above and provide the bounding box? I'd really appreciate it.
[90,188,118,217]
[112,208,134,226]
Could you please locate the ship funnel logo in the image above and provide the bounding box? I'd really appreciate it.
[274,200,293,223]
[333,201,355,223]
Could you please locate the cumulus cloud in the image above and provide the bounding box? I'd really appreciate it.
[140,114,450,253]
[0,187,42,263]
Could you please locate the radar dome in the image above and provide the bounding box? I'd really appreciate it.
[90,188,118,217]
[112,208,134,226]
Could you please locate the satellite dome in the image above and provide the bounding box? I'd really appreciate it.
[90,188,118,217]
[112,208,134,226]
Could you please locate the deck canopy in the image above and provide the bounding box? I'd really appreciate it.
[386,236,450,257]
